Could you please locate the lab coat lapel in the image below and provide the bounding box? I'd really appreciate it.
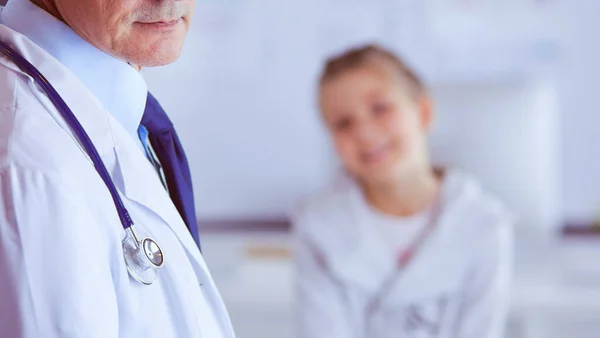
[112,134,235,336]
[110,126,203,264]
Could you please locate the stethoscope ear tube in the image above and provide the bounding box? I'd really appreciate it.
[0,39,164,285]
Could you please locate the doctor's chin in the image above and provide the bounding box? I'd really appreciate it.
[125,18,192,67]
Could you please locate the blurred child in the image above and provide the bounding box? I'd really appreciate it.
[292,44,514,338]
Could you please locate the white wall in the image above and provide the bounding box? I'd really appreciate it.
[559,0,600,222]
[430,81,561,229]
[143,0,592,228]
[144,75,561,229]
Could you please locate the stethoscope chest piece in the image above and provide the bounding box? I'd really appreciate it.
[122,226,164,285]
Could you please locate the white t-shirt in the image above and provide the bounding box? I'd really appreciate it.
[368,203,434,256]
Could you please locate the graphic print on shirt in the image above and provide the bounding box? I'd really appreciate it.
[379,294,451,338]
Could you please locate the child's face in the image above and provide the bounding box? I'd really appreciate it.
[320,66,430,185]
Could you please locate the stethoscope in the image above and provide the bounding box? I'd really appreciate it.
[0,39,164,285]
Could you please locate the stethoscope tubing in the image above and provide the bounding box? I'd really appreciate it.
[0,39,134,230]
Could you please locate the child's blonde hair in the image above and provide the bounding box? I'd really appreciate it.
[319,44,425,99]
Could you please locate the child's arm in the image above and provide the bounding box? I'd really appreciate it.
[292,213,355,338]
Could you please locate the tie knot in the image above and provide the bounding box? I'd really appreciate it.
[141,93,174,134]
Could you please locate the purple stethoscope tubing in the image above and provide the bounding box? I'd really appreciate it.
[0,39,134,230]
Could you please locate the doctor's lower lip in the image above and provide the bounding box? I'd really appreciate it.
[136,19,182,30]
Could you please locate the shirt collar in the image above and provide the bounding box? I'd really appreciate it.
[0,0,148,140]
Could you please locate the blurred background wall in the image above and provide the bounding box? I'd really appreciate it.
[141,1,600,337]
[142,0,583,228]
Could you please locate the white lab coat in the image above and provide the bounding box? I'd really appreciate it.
[292,168,513,338]
[0,26,235,337]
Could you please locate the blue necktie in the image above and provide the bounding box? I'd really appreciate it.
[140,92,200,249]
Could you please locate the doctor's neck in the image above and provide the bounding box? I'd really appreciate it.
[362,165,440,217]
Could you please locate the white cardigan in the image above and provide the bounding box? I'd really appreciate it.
[291,168,514,338]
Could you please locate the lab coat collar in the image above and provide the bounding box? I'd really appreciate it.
[0,25,114,157]
[0,0,148,142]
